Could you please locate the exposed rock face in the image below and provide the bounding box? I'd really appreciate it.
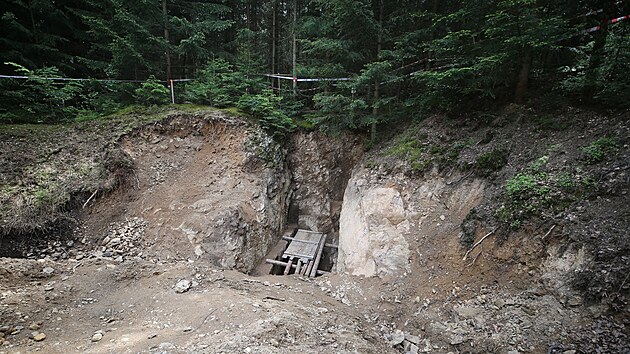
[339,180,410,277]
[338,166,487,277]
[113,114,291,273]
[288,131,363,234]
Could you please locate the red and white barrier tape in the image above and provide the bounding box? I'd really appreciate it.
[0,74,193,83]
[582,14,629,34]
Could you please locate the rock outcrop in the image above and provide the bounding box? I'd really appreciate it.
[114,113,291,273]
[288,131,363,235]
[338,166,487,277]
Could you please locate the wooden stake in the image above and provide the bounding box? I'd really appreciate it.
[82,189,98,208]
[310,234,327,277]
[542,224,556,240]
[295,259,302,274]
[284,257,293,275]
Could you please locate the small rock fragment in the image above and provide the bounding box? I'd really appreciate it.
[174,279,192,293]
[33,332,46,341]
[42,267,54,275]
[405,343,419,354]
[389,329,405,346]
[405,333,420,344]
[91,332,103,342]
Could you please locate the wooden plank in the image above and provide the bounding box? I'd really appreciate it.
[282,236,320,245]
[295,259,302,274]
[309,234,327,277]
[283,236,339,250]
[284,257,293,275]
[304,258,314,277]
[264,259,329,275]
[283,230,323,260]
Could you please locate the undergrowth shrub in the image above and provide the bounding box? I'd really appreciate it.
[134,76,170,106]
[0,63,84,123]
[237,90,296,138]
[581,136,617,164]
[499,155,595,229]
[183,59,261,107]
[475,148,509,176]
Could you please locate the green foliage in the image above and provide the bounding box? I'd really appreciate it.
[0,63,84,123]
[134,76,170,106]
[528,155,549,172]
[312,92,369,132]
[407,1,569,111]
[500,154,596,229]
[183,59,260,107]
[385,128,433,172]
[475,148,509,176]
[558,25,630,109]
[237,90,296,138]
[581,136,617,164]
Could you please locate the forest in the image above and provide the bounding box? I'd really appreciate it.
[0,0,628,134]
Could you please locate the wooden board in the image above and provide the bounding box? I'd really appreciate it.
[282,229,324,261]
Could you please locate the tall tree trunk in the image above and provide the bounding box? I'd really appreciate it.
[584,20,608,98]
[271,0,277,88]
[162,0,172,80]
[371,0,384,142]
[26,0,38,45]
[292,0,297,96]
[514,48,532,104]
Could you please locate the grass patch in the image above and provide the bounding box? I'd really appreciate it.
[0,105,230,235]
[498,155,596,229]
[581,136,617,164]
[386,128,433,172]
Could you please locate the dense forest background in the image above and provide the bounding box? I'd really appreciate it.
[0,0,628,133]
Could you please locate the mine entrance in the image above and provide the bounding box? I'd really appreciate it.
[266,228,337,277]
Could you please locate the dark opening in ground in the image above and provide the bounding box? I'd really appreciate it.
[0,221,77,260]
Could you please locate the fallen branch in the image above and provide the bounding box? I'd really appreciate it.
[468,245,483,267]
[82,190,98,209]
[463,228,496,261]
[72,261,83,273]
[195,308,217,331]
[446,171,474,186]
[541,224,556,240]
[263,296,286,302]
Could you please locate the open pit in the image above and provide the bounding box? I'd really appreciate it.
[1,109,628,353]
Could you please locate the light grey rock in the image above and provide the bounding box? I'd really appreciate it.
[405,333,420,344]
[42,267,54,274]
[174,279,192,293]
[389,330,405,346]
[405,343,419,354]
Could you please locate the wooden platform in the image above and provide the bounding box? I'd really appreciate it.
[283,229,323,260]
[266,229,332,277]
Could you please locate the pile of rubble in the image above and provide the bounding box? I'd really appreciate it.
[96,217,147,262]
[24,238,74,261]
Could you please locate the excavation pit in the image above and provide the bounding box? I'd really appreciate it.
[266,228,337,277]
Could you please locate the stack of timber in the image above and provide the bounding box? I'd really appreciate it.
[265,229,337,277]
